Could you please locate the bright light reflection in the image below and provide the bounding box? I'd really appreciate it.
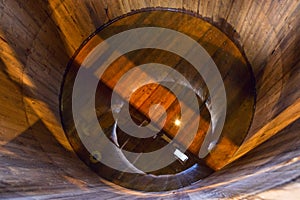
[175,119,181,126]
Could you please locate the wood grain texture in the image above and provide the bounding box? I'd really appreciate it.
[61,11,254,173]
[0,0,299,198]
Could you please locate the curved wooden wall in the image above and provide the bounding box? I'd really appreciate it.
[0,0,299,199]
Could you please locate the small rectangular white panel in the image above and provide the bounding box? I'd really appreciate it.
[174,149,188,162]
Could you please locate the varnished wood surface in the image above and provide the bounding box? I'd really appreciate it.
[62,11,255,173]
[0,0,299,198]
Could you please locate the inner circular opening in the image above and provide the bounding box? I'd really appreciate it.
[60,10,256,191]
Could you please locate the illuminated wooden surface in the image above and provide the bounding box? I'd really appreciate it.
[63,11,255,172]
[0,0,299,198]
